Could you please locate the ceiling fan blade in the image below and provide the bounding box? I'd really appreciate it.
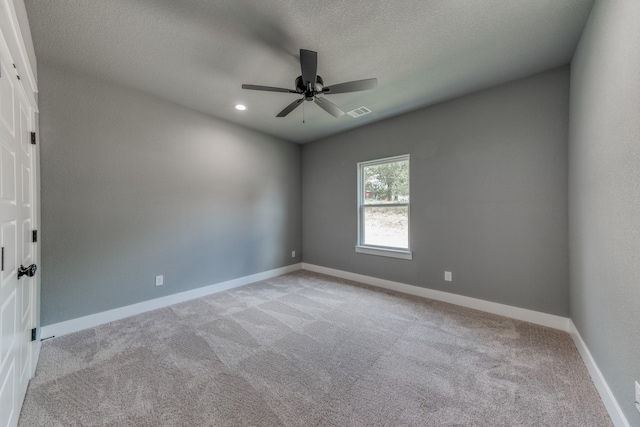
[322,78,378,94]
[314,97,345,118]
[276,98,304,117]
[300,49,317,88]
[242,84,297,93]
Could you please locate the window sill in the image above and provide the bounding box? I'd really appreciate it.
[355,246,413,260]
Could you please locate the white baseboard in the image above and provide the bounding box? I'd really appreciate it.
[41,263,302,339]
[301,263,571,332]
[569,321,630,427]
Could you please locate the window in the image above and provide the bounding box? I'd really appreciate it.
[356,155,411,260]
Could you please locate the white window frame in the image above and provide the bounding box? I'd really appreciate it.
[356,155,412,260]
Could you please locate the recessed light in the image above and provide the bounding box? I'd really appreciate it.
[235,104,247,111]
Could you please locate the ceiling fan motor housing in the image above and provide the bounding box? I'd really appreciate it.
[296,75,324,100]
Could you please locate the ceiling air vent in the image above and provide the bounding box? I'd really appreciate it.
[347,106,372,118]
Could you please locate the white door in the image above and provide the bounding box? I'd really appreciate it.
[0,26,37,427]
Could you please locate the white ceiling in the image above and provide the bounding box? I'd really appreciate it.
[25,0,594,144]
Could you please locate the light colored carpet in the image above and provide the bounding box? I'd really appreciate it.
[20,270,611,426]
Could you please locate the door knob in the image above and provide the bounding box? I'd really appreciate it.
[18,264,37,279]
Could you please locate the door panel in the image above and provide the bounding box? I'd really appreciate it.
[0,359,15,427]
[20,220,29,264]
[0,288,16,370]
[0,59,13,135]
[0,143,14,202]
[19,107,28,158]
[0,222,16,284]
[20,166,29,207]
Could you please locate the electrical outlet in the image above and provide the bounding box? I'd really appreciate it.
[635,381,640,413]
[292,250,296,258]
[444,271,452,282]
[155,275,163,286]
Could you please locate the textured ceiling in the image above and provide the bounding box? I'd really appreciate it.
[25,0,594,144]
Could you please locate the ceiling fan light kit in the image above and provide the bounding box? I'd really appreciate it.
[242,49,378,118]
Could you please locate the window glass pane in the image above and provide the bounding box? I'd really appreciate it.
[363,205,408,248]
[363,160,409,205]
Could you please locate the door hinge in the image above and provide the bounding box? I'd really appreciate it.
[30,132,36,145]
[32,230,37,242]
[31,328,37,342]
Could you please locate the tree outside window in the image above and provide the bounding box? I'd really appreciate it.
[358,155,410,250]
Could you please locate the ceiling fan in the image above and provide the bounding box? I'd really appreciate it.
[242,49,378,118]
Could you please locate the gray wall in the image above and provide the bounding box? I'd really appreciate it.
[569,0,640,424]
[39,65,301,326]
[302,67,570,317]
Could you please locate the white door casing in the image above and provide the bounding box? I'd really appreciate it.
[0,19,37,427]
